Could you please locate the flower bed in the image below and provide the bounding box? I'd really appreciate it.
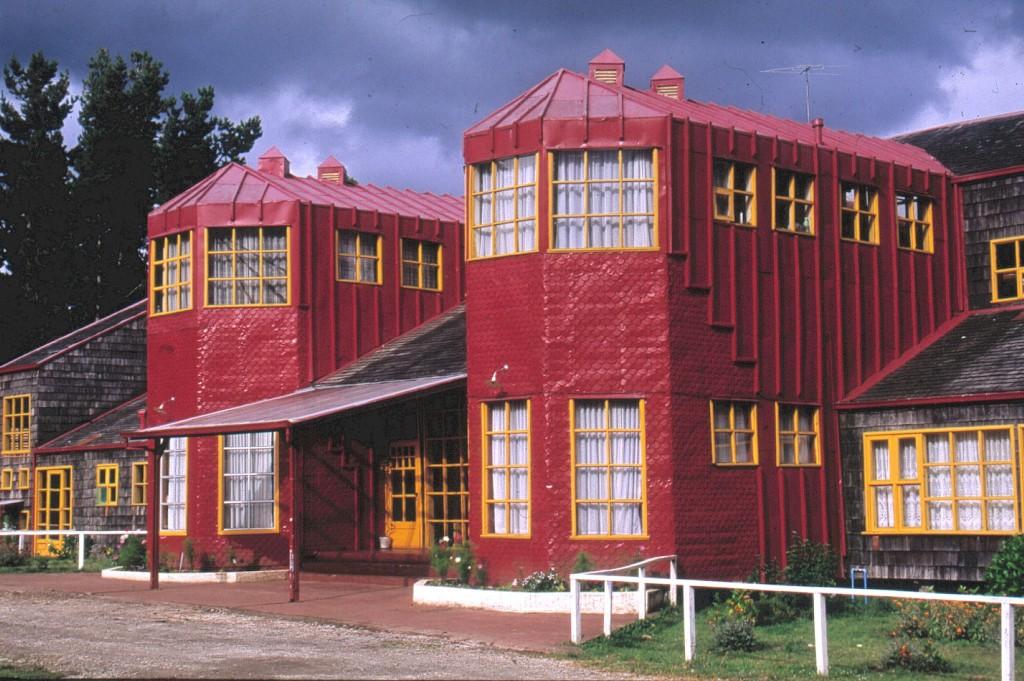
[101,566,287,583]
[412,579,666,614]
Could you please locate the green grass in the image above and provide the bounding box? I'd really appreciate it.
[0,662,60,679]
[0,556,115,574]
[574,604,1022,680]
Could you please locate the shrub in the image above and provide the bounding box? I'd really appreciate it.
[0,540,26,567]
[49,535,76,561]
[571,551,595,575]
[182,538,195,570]
[711,618,761,653]
[986,534,1024,596]
[429,537,453,580]
[519,568,567,592]
[783,534,838,587]
[891,587,997,643]
[474,560,488,587]
[884,639,953,673]
[451,542,474,585]
[117,535,146,570]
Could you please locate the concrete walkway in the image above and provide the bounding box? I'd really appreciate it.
[0,572,634,654]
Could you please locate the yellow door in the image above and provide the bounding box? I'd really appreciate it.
[385,441,422,549]
[35,466,72,556]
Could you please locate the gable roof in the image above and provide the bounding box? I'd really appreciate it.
[37,394,145,452]
[894,111,1024,176]
[845,308,1024,405]
[467,67,945,173]
[0,300,146,372]
[316,304,466,387]
[152,162,463,222]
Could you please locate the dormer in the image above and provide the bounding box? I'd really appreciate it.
[318,155,347,185]
[650,64,685,101]
[588,49,625,87]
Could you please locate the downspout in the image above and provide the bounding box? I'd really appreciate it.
[287,426,302,602]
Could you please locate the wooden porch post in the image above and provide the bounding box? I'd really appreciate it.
[287,427,302,602]
[147,439,163,590]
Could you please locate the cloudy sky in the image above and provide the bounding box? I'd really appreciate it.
[2,0,1022,196]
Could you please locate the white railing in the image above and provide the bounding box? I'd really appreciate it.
[569,565,1024,681]
[0,530,146,570]
[569,555,678,640]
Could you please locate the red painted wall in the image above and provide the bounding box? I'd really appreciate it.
[464,109,962,580]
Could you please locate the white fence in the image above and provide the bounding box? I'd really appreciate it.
[569,557,1024,681]
[0,529,146,570]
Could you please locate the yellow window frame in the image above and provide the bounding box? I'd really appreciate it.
[96,463,118,507]
[711,401,759,466]
[776,403,821,466]
[569,398,648,539]
[0,468,12,490]
[205,226,291,307]
[840,182,879,245]
[549,148,660,251]
[468,153,539,260]
[18,509,30,529]
[150,231,193,316]
[990,236,1024,303]
[2,394,31,455]
[17,467,30,489]
[895,193,933,253]
[481,400,531,537]
[713,159,757,227]
[772,168,815,235]
[400,239,443,291]
[217,432,280,535]
[336,230,382,284]
[131,461,148,506]
[863,426,1019,535]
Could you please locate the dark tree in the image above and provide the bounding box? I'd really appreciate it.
[156,86,261,203]
[0,52,75,360]
[71,49,169,319]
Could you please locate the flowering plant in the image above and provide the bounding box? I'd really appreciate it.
[429,536,475,584]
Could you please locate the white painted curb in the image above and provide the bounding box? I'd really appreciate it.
[412,579,664,614]
[101,566,287,583]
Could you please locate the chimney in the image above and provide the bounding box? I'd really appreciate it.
[811,118,825,144]
[258,146,290,177]
[588,48,625,87]
[317,155,347,184]
[650,64,685,100]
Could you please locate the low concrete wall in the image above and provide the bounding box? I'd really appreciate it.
[412,579,665,614]
[101,567,287,583]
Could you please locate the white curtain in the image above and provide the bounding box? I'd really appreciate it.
[984,431,1014,530]
[508,402,528,533]
[223,431,275,530]
[622,150,654,247]
[872,440,890,481]
[575,401,607,535]
[898,439,917,479]
[517,156,536,251]
[494,158,515,255]
[902,485,921,528]
[875,486,894,528]
[928,500,954,531]
[161,437,187,532]
[554,152,585,249]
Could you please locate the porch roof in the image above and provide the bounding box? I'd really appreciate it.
[131,374,465,438]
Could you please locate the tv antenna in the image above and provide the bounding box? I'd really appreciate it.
[760,64,844,122]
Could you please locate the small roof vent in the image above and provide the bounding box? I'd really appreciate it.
[258,146,290,178]
[317,155,347,185]
[650,64,685,101]
[588,48,625,87]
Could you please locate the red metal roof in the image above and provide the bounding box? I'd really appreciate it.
[133,375,465,438]
[152,162,463,222]
[466,67,946,173]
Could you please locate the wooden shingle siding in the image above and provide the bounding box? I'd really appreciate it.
[840,403,1024,582]
[962,174,1024,309]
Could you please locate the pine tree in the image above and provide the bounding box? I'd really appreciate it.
[71,49,169,319]
[0,52,75,360]
[156,86,261,204]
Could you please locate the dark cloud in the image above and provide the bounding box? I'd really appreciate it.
[1,0,1021,194]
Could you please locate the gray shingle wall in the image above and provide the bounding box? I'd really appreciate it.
[963,175,1024,310]
[840,403,1024,582]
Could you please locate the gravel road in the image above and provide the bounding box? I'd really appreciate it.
[0,590,642,679]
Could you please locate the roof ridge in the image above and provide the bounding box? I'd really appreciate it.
[894,109,1024,139]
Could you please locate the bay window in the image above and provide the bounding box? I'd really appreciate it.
[470,154,537,258]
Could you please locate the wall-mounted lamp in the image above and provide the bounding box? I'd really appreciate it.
[489,364,509,386]
[153,396,176,414]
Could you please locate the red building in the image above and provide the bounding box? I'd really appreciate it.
[125,50,968,583]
